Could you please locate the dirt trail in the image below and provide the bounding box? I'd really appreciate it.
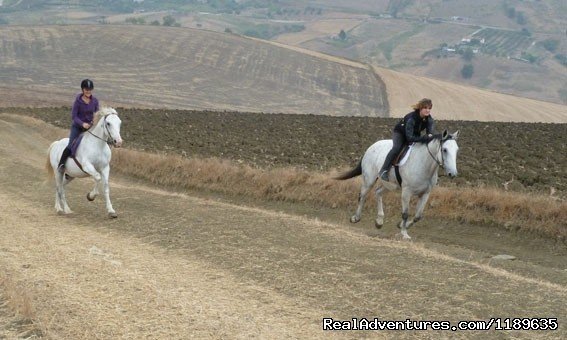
[0,116,565,339]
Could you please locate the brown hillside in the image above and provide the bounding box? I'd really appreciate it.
[375,66,567,122]
[0,25,566,122]
[261,37,567,123]
[0,25,387,117]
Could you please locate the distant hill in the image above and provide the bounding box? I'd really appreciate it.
[1,0,566,106]
[0,25,388,117]
[0,25,565,122]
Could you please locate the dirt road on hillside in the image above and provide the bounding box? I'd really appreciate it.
[0,115,565,339]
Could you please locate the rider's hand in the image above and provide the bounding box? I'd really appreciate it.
[82,122,91,129]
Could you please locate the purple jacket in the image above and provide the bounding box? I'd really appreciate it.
[71,93,99,127]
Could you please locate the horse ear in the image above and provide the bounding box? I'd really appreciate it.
[452,130,459,140]
[442,129,448,140]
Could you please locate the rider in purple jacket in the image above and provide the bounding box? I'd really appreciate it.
[57,79,99,173]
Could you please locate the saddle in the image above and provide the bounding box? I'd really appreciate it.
[393,144,412,166]
[392,144,413,185]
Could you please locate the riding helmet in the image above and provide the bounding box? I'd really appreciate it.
[81,79,94,90]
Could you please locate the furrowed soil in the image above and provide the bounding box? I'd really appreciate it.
[7,107,567,198]
[0,114,565,339]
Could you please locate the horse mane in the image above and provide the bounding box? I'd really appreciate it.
[93,107,116,126]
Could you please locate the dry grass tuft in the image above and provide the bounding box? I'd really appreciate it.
[112,149,567,241]
[431,187,567,239]
[0,272,43,338]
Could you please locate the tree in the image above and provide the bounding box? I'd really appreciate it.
[516,12,527,25]
[541,39,559,53]
[462,48,474,61]
[338,29,347,41]
[461,64,474,79]
[162,15,176,27]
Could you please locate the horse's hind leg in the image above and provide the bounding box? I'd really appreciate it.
[374,185,385,228]
[60,175,73,214]
[350,180,372,223]
[398,189,412,239]
[53,170,65,213]
[54,172,72,214]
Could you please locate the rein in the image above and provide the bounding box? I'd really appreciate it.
[426,138,444,168]
[87,114,117,146]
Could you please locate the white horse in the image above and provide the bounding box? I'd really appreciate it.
[46,107,123,218]
[336,130,459,239]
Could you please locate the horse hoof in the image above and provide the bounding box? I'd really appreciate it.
[374,220,383,229]
[87,193,95,201]
[108,212,118,219]
[350,216,360,223]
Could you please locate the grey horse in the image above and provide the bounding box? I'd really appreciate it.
[336,130,459,239]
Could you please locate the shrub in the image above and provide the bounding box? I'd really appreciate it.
[541,39,559,53]
[461,64,474,78]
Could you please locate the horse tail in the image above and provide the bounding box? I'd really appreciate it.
[335,159,362,180]
[46,141,56,181]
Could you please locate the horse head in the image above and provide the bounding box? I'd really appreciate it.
[95,107,123,148]
[441,130,459,178]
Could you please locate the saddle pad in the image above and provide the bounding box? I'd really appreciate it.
[397,145,413,166]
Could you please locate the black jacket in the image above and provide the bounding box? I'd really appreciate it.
[393,110,436,143]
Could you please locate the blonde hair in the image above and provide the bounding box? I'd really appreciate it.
[411,98,433,110]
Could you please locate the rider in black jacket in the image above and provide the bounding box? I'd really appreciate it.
[379,98,437,181]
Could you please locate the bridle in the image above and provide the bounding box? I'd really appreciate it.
[87,114,118,146]
[426,136,446,169]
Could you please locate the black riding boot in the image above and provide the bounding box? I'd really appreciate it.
[379,149,397,181]
[58,147,71,174]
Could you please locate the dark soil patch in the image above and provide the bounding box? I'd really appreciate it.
[7,107,567,198]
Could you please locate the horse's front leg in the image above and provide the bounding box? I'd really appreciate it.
[412,191,432,225]
[83,165,102,182]
[100,165,117,218]
[87,177,99,202]
[374,186,385,228]
[399,189,412,240]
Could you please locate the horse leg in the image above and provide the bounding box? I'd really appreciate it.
[350,180,372,223]
[87,177,99,201]
[61,174,75,214]
[100,166,117,218]
[398,189,412,240]
[55,172,73,214]
[54,172,64,213]
[374,185,385,228]
[412,191,431,225]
